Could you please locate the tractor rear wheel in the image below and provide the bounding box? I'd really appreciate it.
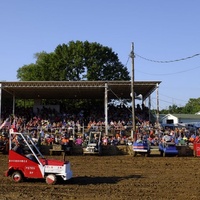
[11,171,24,183]
[133,151,137,157]
[163,152,166,157]
[45,174,57,185]
[145,151,150,157]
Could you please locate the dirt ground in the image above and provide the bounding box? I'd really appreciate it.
[1,153,200,200]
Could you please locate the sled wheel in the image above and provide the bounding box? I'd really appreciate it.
[12,171,24,183]
[46,174,57,185]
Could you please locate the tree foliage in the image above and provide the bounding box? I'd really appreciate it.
[182,98,200,114]
[159,98,200,114]
[17,41,130,81]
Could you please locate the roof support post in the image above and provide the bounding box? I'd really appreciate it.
[156,83,159,124]
[148,95,151,122]
[104,83,108,136]
[12,94,15,116]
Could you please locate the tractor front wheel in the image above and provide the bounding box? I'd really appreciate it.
[11,171,24,183]
[45,174,57,185]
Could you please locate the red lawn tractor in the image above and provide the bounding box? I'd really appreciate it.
[5,129,73,185]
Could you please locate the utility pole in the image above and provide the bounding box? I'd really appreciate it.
[130,42,135,139]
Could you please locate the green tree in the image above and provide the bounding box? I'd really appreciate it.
[168,104,178,113]
[183,98,200,114]
[83,41,129,81]
[17,63,42,81]
[17,41,130,81]
[159,98,200,114]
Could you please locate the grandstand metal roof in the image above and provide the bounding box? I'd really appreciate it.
[0,81,161,100]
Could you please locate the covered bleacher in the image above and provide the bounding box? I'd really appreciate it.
[0,80,161,134]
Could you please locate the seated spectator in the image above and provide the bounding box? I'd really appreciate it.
[183,135,188,143]
[61,136,70,151]
[189,133,196,143]
[61,136,69,145]
[109,136,117,145]
[75,136,83,146]
[102,136,108,145]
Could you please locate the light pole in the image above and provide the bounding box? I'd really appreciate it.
[130,42,135,139]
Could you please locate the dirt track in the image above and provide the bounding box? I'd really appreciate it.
[1,154,200,200]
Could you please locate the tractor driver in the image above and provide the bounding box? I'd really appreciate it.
[12,142,38,162]
[12,142,25,155]
[162,131,172,144]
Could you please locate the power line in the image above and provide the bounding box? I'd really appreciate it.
[135,53,200,63]
[151,99,178,111]
[125,56,130,67]
[159,93,188,103]
[136,65,200,76]
[125,52,200,75]
[124,51,199,109]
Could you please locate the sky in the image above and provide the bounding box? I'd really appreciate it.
[0,0,200,110]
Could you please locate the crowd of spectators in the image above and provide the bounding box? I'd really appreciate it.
[0,103,199,150]
[135,122,200,148]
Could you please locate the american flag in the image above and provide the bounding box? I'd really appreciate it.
[0,118,11,129]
